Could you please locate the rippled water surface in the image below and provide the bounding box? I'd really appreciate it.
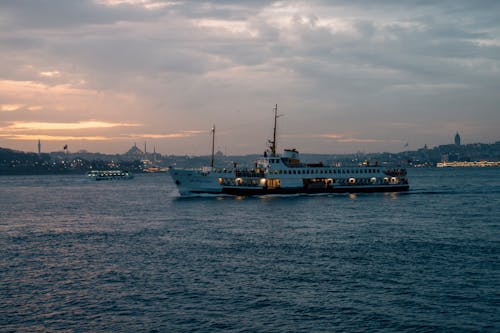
[1,168,499,332]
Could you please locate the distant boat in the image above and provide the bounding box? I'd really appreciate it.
[169,105,409,196]
[87,170,134,181]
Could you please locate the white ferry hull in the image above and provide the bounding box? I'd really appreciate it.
[169,166,409,196]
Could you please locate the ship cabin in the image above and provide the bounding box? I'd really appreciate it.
[215,148,407,191]
[253,149,404,190]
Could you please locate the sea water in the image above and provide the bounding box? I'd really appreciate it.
[0,168,499,332]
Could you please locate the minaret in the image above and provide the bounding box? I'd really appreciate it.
[454,132,461,146]
[144,141,147,158]
[37,139,41,154]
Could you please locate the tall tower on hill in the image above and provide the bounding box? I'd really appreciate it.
[455,132,461,146]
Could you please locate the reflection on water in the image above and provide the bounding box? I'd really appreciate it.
[0,169,499,332]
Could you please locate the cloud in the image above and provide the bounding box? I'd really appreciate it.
[318,133,397,144]
[337,138,391,143]
[0,104,24,112]
[0,104,43,112]
[39,71,61,78]
[6,121,140,131]
[126,130,205,139]
[319,133,344,139]
[0,134,111,141]
[0,1,499,154]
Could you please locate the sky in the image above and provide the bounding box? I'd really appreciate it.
[1,0,499,155]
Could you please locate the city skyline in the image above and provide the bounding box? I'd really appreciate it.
[1,1,499,155]
[25,129,475,156]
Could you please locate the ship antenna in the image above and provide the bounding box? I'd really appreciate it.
[270,104,282,156]
[210,124,215,168]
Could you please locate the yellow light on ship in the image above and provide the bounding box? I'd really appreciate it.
[259,178,267,186]
[370,177,377,184]
[348,177,356,184]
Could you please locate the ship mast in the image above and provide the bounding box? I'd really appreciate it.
[210,124,215,168]
[270,104,280,156]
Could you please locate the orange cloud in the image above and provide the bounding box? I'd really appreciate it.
[0,134,111,141]
[337,138,386,143]
[319,133,345,139]
[7,121,141,131]
[320,133,397,143]
[127,130,205,139]
[0,104,24,112]
[39,71,61,78]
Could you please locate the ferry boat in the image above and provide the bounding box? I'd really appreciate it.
[87,170,134,181]
[169,105,409,196]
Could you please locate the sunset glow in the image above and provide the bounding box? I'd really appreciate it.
[7,121,140,131]
[0,1,498,154]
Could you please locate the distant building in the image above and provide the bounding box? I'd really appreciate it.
[37,139,41,154]
[124,143,144,159]
[455,132,461,146]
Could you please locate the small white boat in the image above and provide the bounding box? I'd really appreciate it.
[87,170,134,181]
